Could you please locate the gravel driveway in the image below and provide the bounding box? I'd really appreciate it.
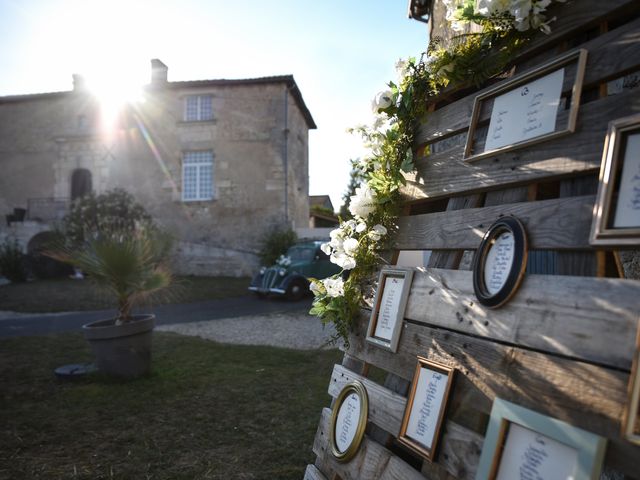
[157,310,340,350]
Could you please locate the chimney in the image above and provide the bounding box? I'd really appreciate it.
[72,74,87,91]
[151,59,168,85]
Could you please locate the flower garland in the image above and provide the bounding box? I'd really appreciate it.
[310,0,566,346]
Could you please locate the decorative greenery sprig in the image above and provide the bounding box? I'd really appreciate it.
[310,0,564,346]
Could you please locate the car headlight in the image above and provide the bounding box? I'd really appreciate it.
[279,269,286,276]
[259,267,266,275]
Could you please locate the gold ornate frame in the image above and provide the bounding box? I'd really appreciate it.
[330,380,369,462]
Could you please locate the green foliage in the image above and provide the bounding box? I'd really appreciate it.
[310,205,335,217]
[62,188,153,248]
[259,228,298,266]
[45,228,173,322]
[0,238,27,283]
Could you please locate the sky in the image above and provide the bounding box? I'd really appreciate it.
[0,0,429,212]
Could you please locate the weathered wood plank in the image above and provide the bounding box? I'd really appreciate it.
[303,464,328,480]
[402,268,638,369]
[312,407,427,480]
[403,88,640,201]
[416,13,640,146]
[396,195,595,251]
[344,316,640,477]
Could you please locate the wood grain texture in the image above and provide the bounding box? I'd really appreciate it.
[416,11,640,146]
[304,464,329,480]
[396,195,595,251]
[344,315,640,477]
[403,88,640,201]
[401,268,638,369]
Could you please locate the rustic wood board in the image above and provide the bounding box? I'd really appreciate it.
[303,464,328,480]
[401,268,638,369]
[403,88,640,201]
[396,194,595,251]
[344,316,640,477]
[416,13,640,146]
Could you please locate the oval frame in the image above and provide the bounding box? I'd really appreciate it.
[472,216,528,309]
[329,380,369,462]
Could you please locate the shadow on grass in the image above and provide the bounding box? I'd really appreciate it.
[0,332,342,480]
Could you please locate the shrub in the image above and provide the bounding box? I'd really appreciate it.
[0,239,27,283]
[259,228,297,266]
[63,189,153,248]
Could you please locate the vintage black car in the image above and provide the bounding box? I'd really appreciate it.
[248,240,341,300]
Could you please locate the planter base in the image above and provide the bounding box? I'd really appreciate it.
[83,315,155,377]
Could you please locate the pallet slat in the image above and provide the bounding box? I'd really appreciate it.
[303,464,328,480]
[397,195,594,251]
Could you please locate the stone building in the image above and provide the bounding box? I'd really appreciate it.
[0,59,316,276]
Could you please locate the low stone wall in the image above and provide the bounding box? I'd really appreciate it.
[171,241,260,277]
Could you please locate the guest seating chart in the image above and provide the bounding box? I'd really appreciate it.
[366,268,414,352]
[398,358,455,461]
[464,49,587,162]
[475,399,607,480]
[591,113,640,245]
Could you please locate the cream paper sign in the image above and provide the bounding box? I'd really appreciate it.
[373,276,405,341]
[485,68,565,152]
[406,367,449,449]
[335,392,361,453]
[613,132,640,228]
[496,423,579,480]
[484,232,515,295]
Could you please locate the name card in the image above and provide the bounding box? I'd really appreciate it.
[335,392,361,453]
[496,423,578,480]
[484,232,515,295]
[399,358,455,461]
[406,367,449,449]
[485,68,564,152]
[613,132,640,228]
[373,276,405,341]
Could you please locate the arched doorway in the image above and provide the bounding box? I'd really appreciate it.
[70,168,92,201]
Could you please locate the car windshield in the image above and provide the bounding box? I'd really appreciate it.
[286,246,316,263]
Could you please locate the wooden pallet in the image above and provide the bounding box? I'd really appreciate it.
[306,1,640,478]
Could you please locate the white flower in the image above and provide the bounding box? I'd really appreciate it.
[342,237,359,256]
[320,242,332,255]
[330,252,356,270]
[349,185,376,219]
[323,277,345,298]
[369,224,388,241]
[309,280,324,296]
[371,90,393,114]
[356,222,367,233]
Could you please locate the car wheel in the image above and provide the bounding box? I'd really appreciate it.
[286,279,308,301]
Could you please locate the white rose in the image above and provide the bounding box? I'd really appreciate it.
[342,237,359,256]
[309,280,324,296]
[371,90,393,114]
[331,253,356,270]
[349,186,376,219]
[323,277,345,298]
[356,222,367,233]
[320,242,332,255]
[369,224,387,241]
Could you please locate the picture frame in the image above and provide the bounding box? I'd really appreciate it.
[366,267,414,352]
[476,398,607,480]
[398,357,455,461]
[329,380,369,462]
[622,324,640,445]
[590,113,640,246]
[464,49,587,163]
[472,216,528,309]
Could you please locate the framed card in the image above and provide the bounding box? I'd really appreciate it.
[476,398,607,480]
[366,267,414,352]
[330,380,369,462]
[590,113,640,246]
[472,216,528,309]
[622,324,640,445]
[398,357,455,461]
[464,49,587,162]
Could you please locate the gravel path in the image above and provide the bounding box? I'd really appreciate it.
[157,310,341,350]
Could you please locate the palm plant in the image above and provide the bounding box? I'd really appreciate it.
[46,228,173,323]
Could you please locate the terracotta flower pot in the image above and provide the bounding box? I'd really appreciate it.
[82,314,155,377]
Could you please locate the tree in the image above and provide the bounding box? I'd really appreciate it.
[339,159,366,220]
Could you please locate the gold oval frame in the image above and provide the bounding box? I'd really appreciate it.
[329,380,369,462]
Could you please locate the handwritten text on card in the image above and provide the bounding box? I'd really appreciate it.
[335,393,361,453]
[406,367,449,450]
[374,276,405,341]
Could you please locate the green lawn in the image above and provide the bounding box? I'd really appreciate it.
[0,276,251,313]
[0,332,341,479]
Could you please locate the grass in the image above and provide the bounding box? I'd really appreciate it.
[0,332,341,479]
[0,276,251,313]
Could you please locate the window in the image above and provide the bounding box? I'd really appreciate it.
[182,151,214,201]
[184,95,213,121]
